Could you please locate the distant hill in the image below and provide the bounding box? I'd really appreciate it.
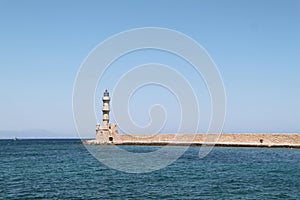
[0,129,79,139]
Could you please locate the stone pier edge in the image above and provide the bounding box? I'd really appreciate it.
[83,133,300,149]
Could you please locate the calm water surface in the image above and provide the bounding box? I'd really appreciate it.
[0,139,299,199]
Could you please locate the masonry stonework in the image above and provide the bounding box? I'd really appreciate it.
[95,90,118,144]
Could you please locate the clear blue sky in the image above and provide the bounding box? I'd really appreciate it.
[0,0,299,138]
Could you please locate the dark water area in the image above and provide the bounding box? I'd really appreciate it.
[0,139,299,199]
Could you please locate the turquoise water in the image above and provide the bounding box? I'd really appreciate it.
[1,139,299,199]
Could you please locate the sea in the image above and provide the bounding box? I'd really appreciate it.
[1,139,299,199]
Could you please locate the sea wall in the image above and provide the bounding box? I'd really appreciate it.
[84,133,300,148]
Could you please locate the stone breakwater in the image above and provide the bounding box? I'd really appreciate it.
[83,134,300,148]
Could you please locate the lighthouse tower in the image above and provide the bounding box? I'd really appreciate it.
[96,89,118,143]
[102,89,110,129]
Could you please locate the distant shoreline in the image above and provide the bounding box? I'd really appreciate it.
[0,137,89,140]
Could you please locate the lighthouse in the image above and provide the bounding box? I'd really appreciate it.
[102,89,110,129]
[96,89,118,143]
